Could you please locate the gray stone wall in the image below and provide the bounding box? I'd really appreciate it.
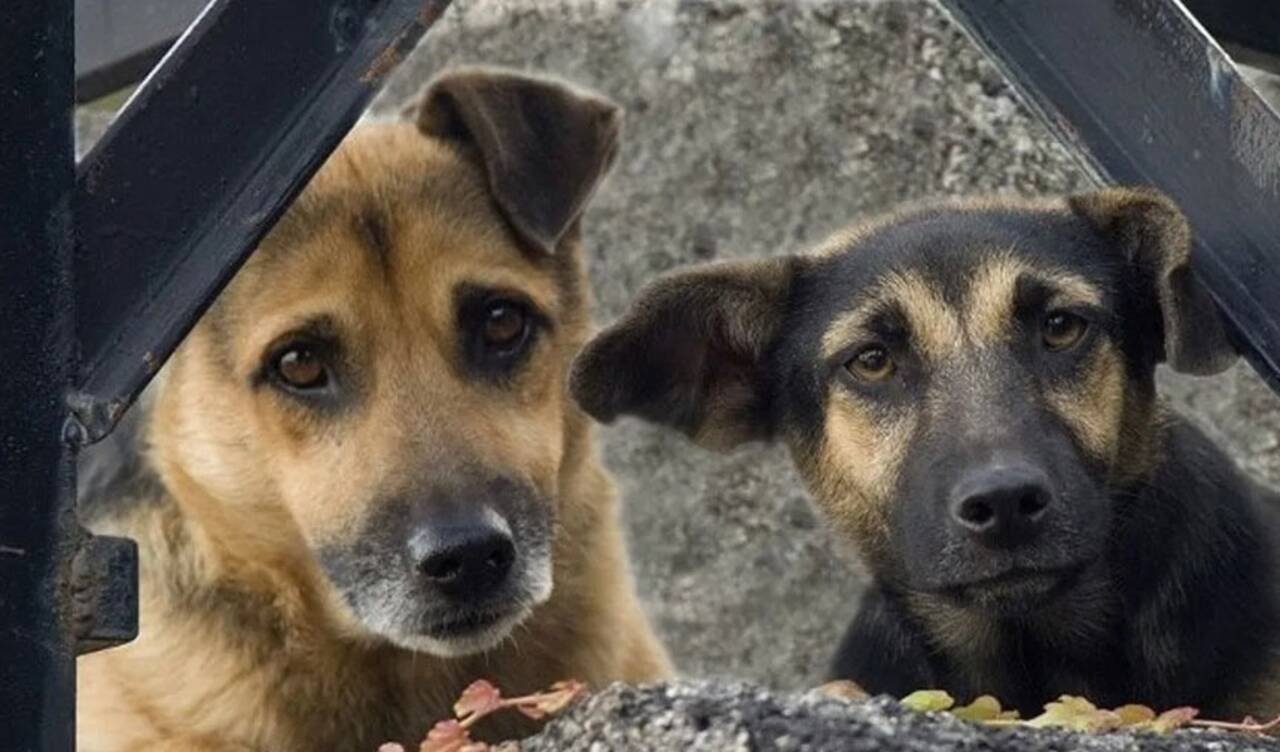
[77,0,1280,693]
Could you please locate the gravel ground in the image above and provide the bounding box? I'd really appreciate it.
[524,681,1280,752]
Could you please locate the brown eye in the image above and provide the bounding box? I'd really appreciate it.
[1041,311,1088,351]
[846,345,895,382]
[274,346,328,390]
[482,301,528,349]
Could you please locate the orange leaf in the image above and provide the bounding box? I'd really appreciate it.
[515,679,587,720]
[379,745,407,752]
[1149,706,1199,733]
[454,680,503,722]
[419,719,478,752]
[811,680,870,702]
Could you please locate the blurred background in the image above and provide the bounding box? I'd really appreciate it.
[76,0,1280,690]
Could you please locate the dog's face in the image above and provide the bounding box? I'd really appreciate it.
[572,190,1236,618]
[155,68,621,656]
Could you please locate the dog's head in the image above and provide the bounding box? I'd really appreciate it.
[572,189,1236,616]
[153,68,620,655]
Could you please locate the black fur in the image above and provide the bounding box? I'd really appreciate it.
[830,415,1280,716]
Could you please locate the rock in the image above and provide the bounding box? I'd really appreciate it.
[522,681,1280,751]
[75,0,1280,696]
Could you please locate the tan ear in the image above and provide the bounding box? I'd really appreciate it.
[570,258,795,451]
[1068,187,1237,375]
[410,67,622,255]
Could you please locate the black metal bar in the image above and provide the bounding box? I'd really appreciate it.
[0,0,78,747]
[74,0,207,102]
[72,0,451,443]
[937,0,1280,394]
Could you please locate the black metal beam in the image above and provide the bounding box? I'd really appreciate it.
[0,0,78,748]
[74,0,207,102]
[72,0,452,444]
[937,0,1280,394]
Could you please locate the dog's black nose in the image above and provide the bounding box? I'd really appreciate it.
[416,525,515,600]
[948,464,1053,547]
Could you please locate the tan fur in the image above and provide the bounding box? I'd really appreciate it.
[967,254,1102,343]
[1044,345,1126,466]
[78,119,669,752]
[800,391,915,564]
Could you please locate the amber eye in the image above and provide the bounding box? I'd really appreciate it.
[482,301,529,350]
[273,346,328,390]
[846,345,895,382]
[1041,311,1088,351]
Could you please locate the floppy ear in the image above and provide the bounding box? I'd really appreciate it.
[1068,187,1237,375]
[570,258,795,450]
[409,67,622,255]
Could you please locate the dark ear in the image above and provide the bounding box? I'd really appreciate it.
[570,258,795,450]
[410,67,622,255]
[1068,187,1236,375]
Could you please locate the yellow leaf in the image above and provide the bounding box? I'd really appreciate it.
[952,695,1009,722]
[1026,695,1122,732]
[902,690,955,713]
[1115,704,1156,726]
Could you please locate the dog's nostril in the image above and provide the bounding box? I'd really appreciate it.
[485,544,513,571]
[417,529,517,599]
[957,497,996,529]
[421,554,463,582]
[1019,490,1049,519]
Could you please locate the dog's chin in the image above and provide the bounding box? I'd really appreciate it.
[937,565,1085,618]
[386,606,532,658]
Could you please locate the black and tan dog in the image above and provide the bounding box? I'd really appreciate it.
[76,67,670,752]
[572,188,1280,719]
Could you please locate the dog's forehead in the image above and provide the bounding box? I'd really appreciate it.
[794,206,1116,356]
[234,123,564,322]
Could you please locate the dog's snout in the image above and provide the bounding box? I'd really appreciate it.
[948,464,1053,547]
[415,523,516,601]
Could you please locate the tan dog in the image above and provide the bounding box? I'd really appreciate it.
[76,67,670,752]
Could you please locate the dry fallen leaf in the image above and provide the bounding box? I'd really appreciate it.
[901,690,956,713]
[418,719,475,752]
[516,680,587,720]
[952,695,1018,722]
[454,680,503,722]
[1026,695,1123,732]
[1114,704,1156,726]
[811,680,871,702]
[1148,707,1199,734]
